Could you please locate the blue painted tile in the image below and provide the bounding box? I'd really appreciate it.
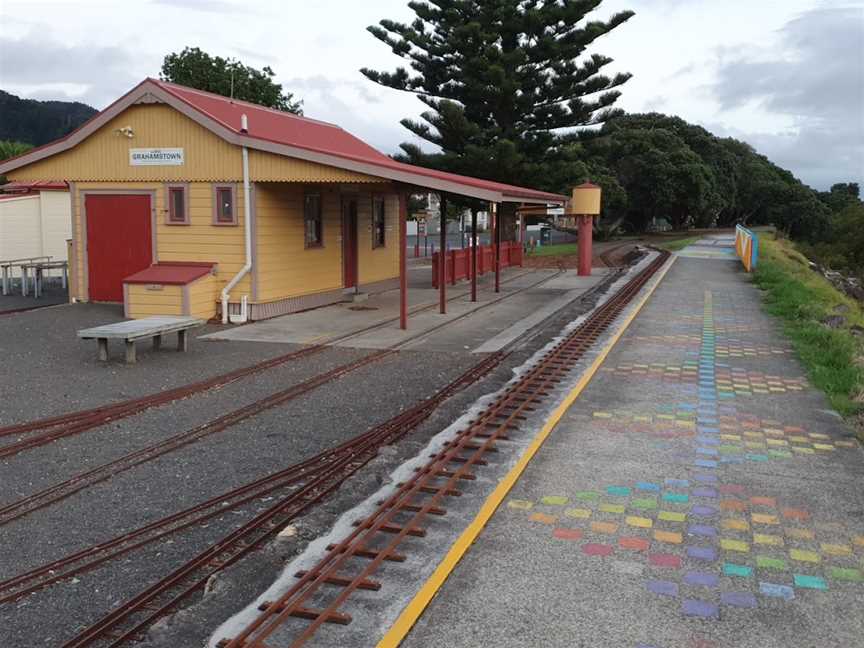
[646,580,679,597]
[681,599,719,619]
[694,459,718,468]
[722,591,758,608]
[760,582,795,601]
[684,571,719,587]
[687,546,718,562]
[687,524,717,537]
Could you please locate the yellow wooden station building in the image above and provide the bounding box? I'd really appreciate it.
[0,78,563,323]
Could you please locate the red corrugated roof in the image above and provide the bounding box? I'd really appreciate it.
[1,180,68,193]
[152,79,564,203]
[123,262,215,286]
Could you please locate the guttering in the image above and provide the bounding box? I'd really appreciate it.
[221,113,253,324]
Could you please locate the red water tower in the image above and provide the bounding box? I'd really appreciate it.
[568,182,602,276]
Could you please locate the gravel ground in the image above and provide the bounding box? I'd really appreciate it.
[0,284,68,313]
[0,267,622,648]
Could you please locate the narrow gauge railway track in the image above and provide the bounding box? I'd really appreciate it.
[218,250,670,648]
[0,267,544,457]
[0,270,567,526]
[0,302,64,317]
[0,351,506,607]
[52,253,658,648]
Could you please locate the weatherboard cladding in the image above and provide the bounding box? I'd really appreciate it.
[0,78,565,203]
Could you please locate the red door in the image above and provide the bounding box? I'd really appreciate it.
[86,194,153,302]
[342,198,358,289]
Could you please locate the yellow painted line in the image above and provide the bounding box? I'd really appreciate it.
[376,255,676,648]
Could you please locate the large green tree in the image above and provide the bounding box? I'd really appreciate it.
[161,47,302,113]
[361,0,633,193]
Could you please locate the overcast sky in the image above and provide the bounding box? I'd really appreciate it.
[1,0,862,190]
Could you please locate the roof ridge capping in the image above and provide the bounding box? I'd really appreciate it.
[148,78,342,130]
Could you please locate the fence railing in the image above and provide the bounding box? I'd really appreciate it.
[431,242,523,288]
[735,225,759,272]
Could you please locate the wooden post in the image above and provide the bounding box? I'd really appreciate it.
[439,194,447,314]
[471,208,478,302]
[399,193,408,330]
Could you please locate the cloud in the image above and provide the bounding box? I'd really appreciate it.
[712,7,864,189]
[0,32,139,107]
[150,0,248,13]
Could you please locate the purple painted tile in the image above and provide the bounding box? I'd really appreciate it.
[684,571,719,587]
[687,546,718,562]
[682,599,720,619]
[694,473,718,483]
[687,524,717,538]
[646,580,679,597]
[693,487,718,498]
[722,591,758,608]
[691,504,719,517]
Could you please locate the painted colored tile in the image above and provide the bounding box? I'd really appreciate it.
[752,513,779,525]
[724,562,753,577]
[626,516,653,529]
[591,521,618,534]
[575,491,600,501]
[756,556,786,570]
[793,574,828,590]
[632,498,658,510]
[665,478,690,488]
[691,504,719,517]
[694,473,718,483]
[721,538,750,552]
[646,579,679,596]
[719,484,746,495]
[552,528,583,541]
[721,500,748,512]
[830,567,862,582]
[754,534,784,547]
[687,524,717,538]
[635,481,661,492]
[751,496,777,507]
[649,553,682,568]
[821,544,853,557]
[654,530,684,544]
[785,527,815,540]
[619,536,650,552]
[681,599,719,619]
[688,546,718,562]
[782,508,810,521]
[760,581,795,600]
[693,487,718,498]
[684,571,719,587]
[722,518,750,532]
[530,512,557,524]
[599,503,626,514]
[541,495,569,506]
[508,499,533,510]
[694,459,718,468]
[582,543,614,557]
[658,511,686,522]
[607,486,632,497]
[853,535,864,547]
[789,549,821,563]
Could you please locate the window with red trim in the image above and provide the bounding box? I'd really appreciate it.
[167,186,187,224]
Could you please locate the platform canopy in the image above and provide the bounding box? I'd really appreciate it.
[0,79,566,206]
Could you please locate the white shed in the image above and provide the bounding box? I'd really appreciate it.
[0,182,71,276]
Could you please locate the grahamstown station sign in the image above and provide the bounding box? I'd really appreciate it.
[129,148,185,166]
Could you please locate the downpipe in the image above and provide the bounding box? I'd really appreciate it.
[221,114,253,324]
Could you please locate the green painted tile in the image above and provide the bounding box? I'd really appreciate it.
[541,495,569,506]
[756,555,786,570]
[793,574,828,590]
[830,567,862,582]
[632,498,658,510]
[575,491,599,501]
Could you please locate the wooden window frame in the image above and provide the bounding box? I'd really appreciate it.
[304,191,324,249]
[212,184,238,226]
[165,183,189,225]
[372,195,386,249]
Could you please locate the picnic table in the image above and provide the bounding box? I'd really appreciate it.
[0,256,51,295]
[77,316,205,364]
[21,260,68,297]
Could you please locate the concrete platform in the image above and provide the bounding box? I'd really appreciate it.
[203,266,613,353]
[401,244,864,648]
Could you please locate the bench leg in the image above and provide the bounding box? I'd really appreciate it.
[125,340,137,364]
[97,338,109,362]
[153,334,162,351]
[177,329,188,352]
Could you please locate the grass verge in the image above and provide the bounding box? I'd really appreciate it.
[752,236,864,425]
[529,242,578,257]
[655,236,699,252]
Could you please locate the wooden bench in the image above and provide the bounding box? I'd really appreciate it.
[77,316,205,364]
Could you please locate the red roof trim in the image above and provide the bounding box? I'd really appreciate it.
[123,262,216,285]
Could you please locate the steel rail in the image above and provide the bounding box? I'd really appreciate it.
[218,250,669,648]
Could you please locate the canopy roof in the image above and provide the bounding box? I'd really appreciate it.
[0,79,565,205]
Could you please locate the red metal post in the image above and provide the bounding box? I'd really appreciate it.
[494,203,501,293]
[399,193,408,329]
[439,194,447,314]
[470,208,478,302]
[578,214,593,276]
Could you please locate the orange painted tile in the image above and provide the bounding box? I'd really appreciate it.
[721,499,748,512]
[530,512,557,524]
[591,521,619,534]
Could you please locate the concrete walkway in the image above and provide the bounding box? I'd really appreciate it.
[403,238,864,648]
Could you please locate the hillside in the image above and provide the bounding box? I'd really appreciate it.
[0,90,97,146]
